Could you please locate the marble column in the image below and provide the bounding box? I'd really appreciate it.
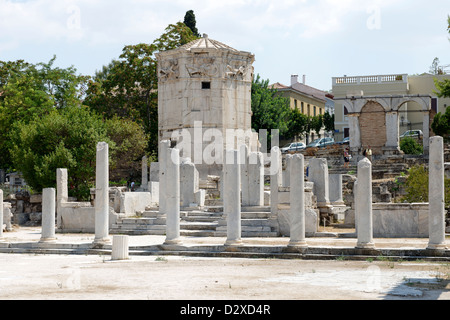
[385,111,399,149]
[348,113,361,152]
[224,149,242,246]
[422,111,430,153]
[56,168,68,229]
[355,158,375,249]
[159,140,170,216]
[164,147,181,245]
[40,188,57,243]
[283,154,293,187]
[247,151,264,206]
[141,155,148,191]
[289,154,307,247]
[329,174,344,205]
[112,235,129,260]
[270,146,282,216]
[93,142,110,245]
[308,158,330,207]
[427,136,447,250]
[0,189,4,241]
[240,144,250,206]
[180,157,199,207]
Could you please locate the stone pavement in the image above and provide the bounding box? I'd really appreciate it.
[1,226,450,261]
[1,226,450,302]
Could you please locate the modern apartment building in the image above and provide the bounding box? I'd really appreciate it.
[332,73,450,141]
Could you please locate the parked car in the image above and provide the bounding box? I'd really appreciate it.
[336,137,350,145]
[399,130,423,140]
[306,137,335,148]
[280,142,306,153]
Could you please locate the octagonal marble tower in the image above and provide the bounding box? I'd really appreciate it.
[156,34,256,178]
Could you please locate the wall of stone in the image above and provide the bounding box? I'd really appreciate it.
[359,101,387,155]
[5,191,42,226]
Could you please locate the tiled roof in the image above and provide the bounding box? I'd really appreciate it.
[270,81,327,102]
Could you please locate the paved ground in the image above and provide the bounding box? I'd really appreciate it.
[0,227,450,305]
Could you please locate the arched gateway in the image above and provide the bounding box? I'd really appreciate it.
[336,94,433,155]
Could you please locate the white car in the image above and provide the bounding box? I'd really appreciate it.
[306,137,335,148]
[280,142,306,153]
[399,130,423,139]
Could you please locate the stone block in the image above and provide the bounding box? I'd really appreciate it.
[372,203,429,238]
[30,194,42,204]
[277,208,318,236]
[120,192,153,215]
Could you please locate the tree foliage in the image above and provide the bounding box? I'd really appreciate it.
[84,22,198,155]
[251,75,330,143]
[401,165,450,210]
[183,10,200,38]
[286,107,308,140]
[400,137,423,155]
[434,78,450,98]
[323,111,335,132]
[251,75,292,140]
[10,106,112,200]
[429,57,444,75]
[431,106,450,140]
[0,56,88,170]
[432,17,450,100]
[105,116,149,181]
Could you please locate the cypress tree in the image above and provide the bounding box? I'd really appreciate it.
[183,10,200,37]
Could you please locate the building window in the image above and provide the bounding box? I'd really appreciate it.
[202,82,211,89]
[294,99,297,109]
[307,104,310,116]
[301,102,304,114]
[313,106,316,116]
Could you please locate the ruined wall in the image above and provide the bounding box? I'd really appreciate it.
[359,101,387,155]
[4,191,42,226]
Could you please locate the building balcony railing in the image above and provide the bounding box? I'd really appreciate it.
[332,74,408,86]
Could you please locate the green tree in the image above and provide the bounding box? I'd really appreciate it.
[10,106,113,200]
[323,111,335,132]
[433,17,450,99]
[429,57,444,75]
[84,22,198,155]
[105,116,149,182]
[431,106,450,140]
[251,75,292,142]
[183,10,200,37]
[286,107,308,140]
[434,77,450,98]
[153,22,199,51]
[310,114,324,135]
[0,57,87,170]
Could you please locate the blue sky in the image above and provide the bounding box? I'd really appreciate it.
[0,0,449,91]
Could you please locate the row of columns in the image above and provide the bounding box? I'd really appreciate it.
[160,142,307,247]
[1,137,446,252]
[355,136,446,250]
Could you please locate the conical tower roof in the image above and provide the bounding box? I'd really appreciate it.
[178,34,239,52]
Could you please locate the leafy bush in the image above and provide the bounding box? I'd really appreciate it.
[401,165,450,210]
[402,165,429,203]
[400,137,423,155]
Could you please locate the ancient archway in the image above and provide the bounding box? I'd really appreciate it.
[359,101,387,155]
